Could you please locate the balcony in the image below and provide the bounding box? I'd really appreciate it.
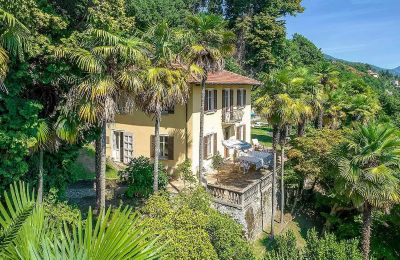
[222,108,244,124]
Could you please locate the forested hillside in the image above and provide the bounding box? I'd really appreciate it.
[1,0,400,259]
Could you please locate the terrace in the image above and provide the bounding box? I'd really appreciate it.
[205,161,273,209]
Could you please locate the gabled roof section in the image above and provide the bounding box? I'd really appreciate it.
[190,70,262,86]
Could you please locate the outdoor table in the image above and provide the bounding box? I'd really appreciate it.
[248,151,272,167]
[238,155,263,172]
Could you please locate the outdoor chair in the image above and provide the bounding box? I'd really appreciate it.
[252,139,264,151]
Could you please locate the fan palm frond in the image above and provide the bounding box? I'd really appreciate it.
[0,182,35,254]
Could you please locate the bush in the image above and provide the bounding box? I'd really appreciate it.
[43,188,80,229]
[265,229,362,260]
[207,211,255,260]
[119,156,168,198]
[141,187,254,260]
[176,159,196,186]
[211,153,224,172]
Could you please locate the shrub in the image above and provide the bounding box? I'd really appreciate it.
[207,211,255,260]
[211,153,224,172]
[265,229,362,260]
[141,187,254,260]
[43,188,80,229]
[119,156,168,198]
[176,159,196,186]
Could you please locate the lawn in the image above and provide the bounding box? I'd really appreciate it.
[251,126,273,148]
[70,145,119,181]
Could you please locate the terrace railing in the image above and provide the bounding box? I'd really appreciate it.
[222,107,244,124]
[207,173,273,209]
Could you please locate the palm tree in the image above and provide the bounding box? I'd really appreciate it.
[56,29,148,209]
[186,13,235,183]
[346,94,381,124]
[0,182,163,259]
[295,97,313,137]
[254,93,299,234]
[139,22,190,192]
[313,62,339,129]
[32,120,53,204]
[0,8,29,92]
[337,123,400,260]
[275,95,299,224]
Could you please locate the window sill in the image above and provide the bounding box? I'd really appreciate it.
[205,110,217,115]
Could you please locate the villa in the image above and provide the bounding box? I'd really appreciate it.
[105,70,261,174]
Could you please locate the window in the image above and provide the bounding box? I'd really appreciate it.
[237,89,247,107]
[204,133,217,159]
[161,106,175,114]
[123,133,133,164]
[160,136,169,159]
[236,125,246,141]
[222,89,233,108]
[205,89,217,112]
[112,131,133,164]
[151,135,174,160]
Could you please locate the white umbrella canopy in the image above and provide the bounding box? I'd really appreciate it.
[222,139,252,151]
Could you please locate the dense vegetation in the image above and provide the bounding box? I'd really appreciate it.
[1,0,400,259]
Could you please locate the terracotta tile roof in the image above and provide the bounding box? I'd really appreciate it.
[190,70,262,86]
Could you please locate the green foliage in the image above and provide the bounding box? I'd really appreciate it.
[87,0,135,34]
[141,188,254,259]
[0,98,41,193]
[127,0,196,29]
[288,129,345,184]
[0,182,35,253]
[265,231,301,259]
[42,188,80,229]
[211,152,224,172]
[0,181,164,259]
[207,210,256,260]
[119,156,168,198]
[286,33,324,67]
[265,229,362,259]
[336,123,400,208]
[176,159,196,186]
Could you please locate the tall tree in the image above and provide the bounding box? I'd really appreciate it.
[313,62,339,129]
[337,123,400,260]
[139,22,189,192]
[0,8,29,92]
[186,14,235,183]
[56,29,148,209]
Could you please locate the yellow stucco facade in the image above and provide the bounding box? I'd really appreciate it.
[106,83,252,173]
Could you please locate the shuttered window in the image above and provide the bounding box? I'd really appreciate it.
[236,125,246,141]
[204,133,217,159]
[151,135,174,160]
[237,89,247,107]
[205,89,217,112]
[123,133,133,164]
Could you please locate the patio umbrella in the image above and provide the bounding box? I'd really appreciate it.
[222,139,252,151]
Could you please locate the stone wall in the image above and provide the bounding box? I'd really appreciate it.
[207,173,275,240]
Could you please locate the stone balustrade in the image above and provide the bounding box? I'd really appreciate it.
[207,173,273,209]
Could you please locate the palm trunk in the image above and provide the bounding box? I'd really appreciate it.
[297,121,305,137]
[272,125,280,150]
[362,202,372,260]
[280,145,285,223]
[198,75,207,185]
[38,149,44,204]
[95,120,107,210]
[271,149,277,238]
[153,109,161,192]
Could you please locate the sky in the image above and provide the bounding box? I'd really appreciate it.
[285,0,400,69]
